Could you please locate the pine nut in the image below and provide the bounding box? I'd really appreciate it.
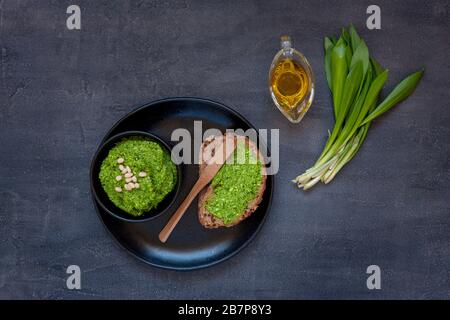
[115,187,122,193]
[138,171,147,177]
[134,183,140,189]
[117,158,124,164]
[124,172,132,178]
[132,176,137,182]
[119,165,125,171]
[115,175,122,181]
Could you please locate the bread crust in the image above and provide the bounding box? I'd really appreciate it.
[197,133,267,229]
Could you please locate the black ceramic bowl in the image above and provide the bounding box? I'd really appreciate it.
[90,131,181,223]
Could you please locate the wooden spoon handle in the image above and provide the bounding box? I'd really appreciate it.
[158,179,206,243]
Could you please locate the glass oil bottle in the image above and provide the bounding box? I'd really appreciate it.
[269,36,315,123]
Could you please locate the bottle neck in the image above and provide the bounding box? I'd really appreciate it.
[280,35,293,57]
[280,35,292,50]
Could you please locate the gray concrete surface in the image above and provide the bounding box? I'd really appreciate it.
[0,0,449,299]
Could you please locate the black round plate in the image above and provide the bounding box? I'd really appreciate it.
[91,98,274,270]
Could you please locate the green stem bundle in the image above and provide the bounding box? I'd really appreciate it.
[294,25,424,190]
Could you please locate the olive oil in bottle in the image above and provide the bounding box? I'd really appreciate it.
[269,36,315,123]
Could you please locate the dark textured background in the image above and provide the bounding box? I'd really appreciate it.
[1,0,449,299]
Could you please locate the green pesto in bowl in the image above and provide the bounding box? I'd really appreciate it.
[99,137,177,216]
[205,142,263,225]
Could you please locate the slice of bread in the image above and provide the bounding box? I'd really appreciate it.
[197,133,267,228]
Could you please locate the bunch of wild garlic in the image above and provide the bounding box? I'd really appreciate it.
[294,25,423,190]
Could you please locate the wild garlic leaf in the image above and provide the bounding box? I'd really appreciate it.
[361,70,424,125]
[324,37,334,51]
[349,24,361,52]
[331,40,348,118]
[342,27,351,46]
[330,61,364,142]
[325,47,333,91]
[324,37,334,90]
[350,39,369,75]
[340,61,364,119]
[355,69,389,126]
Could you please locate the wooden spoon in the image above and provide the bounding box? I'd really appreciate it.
[159,135,236,243]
